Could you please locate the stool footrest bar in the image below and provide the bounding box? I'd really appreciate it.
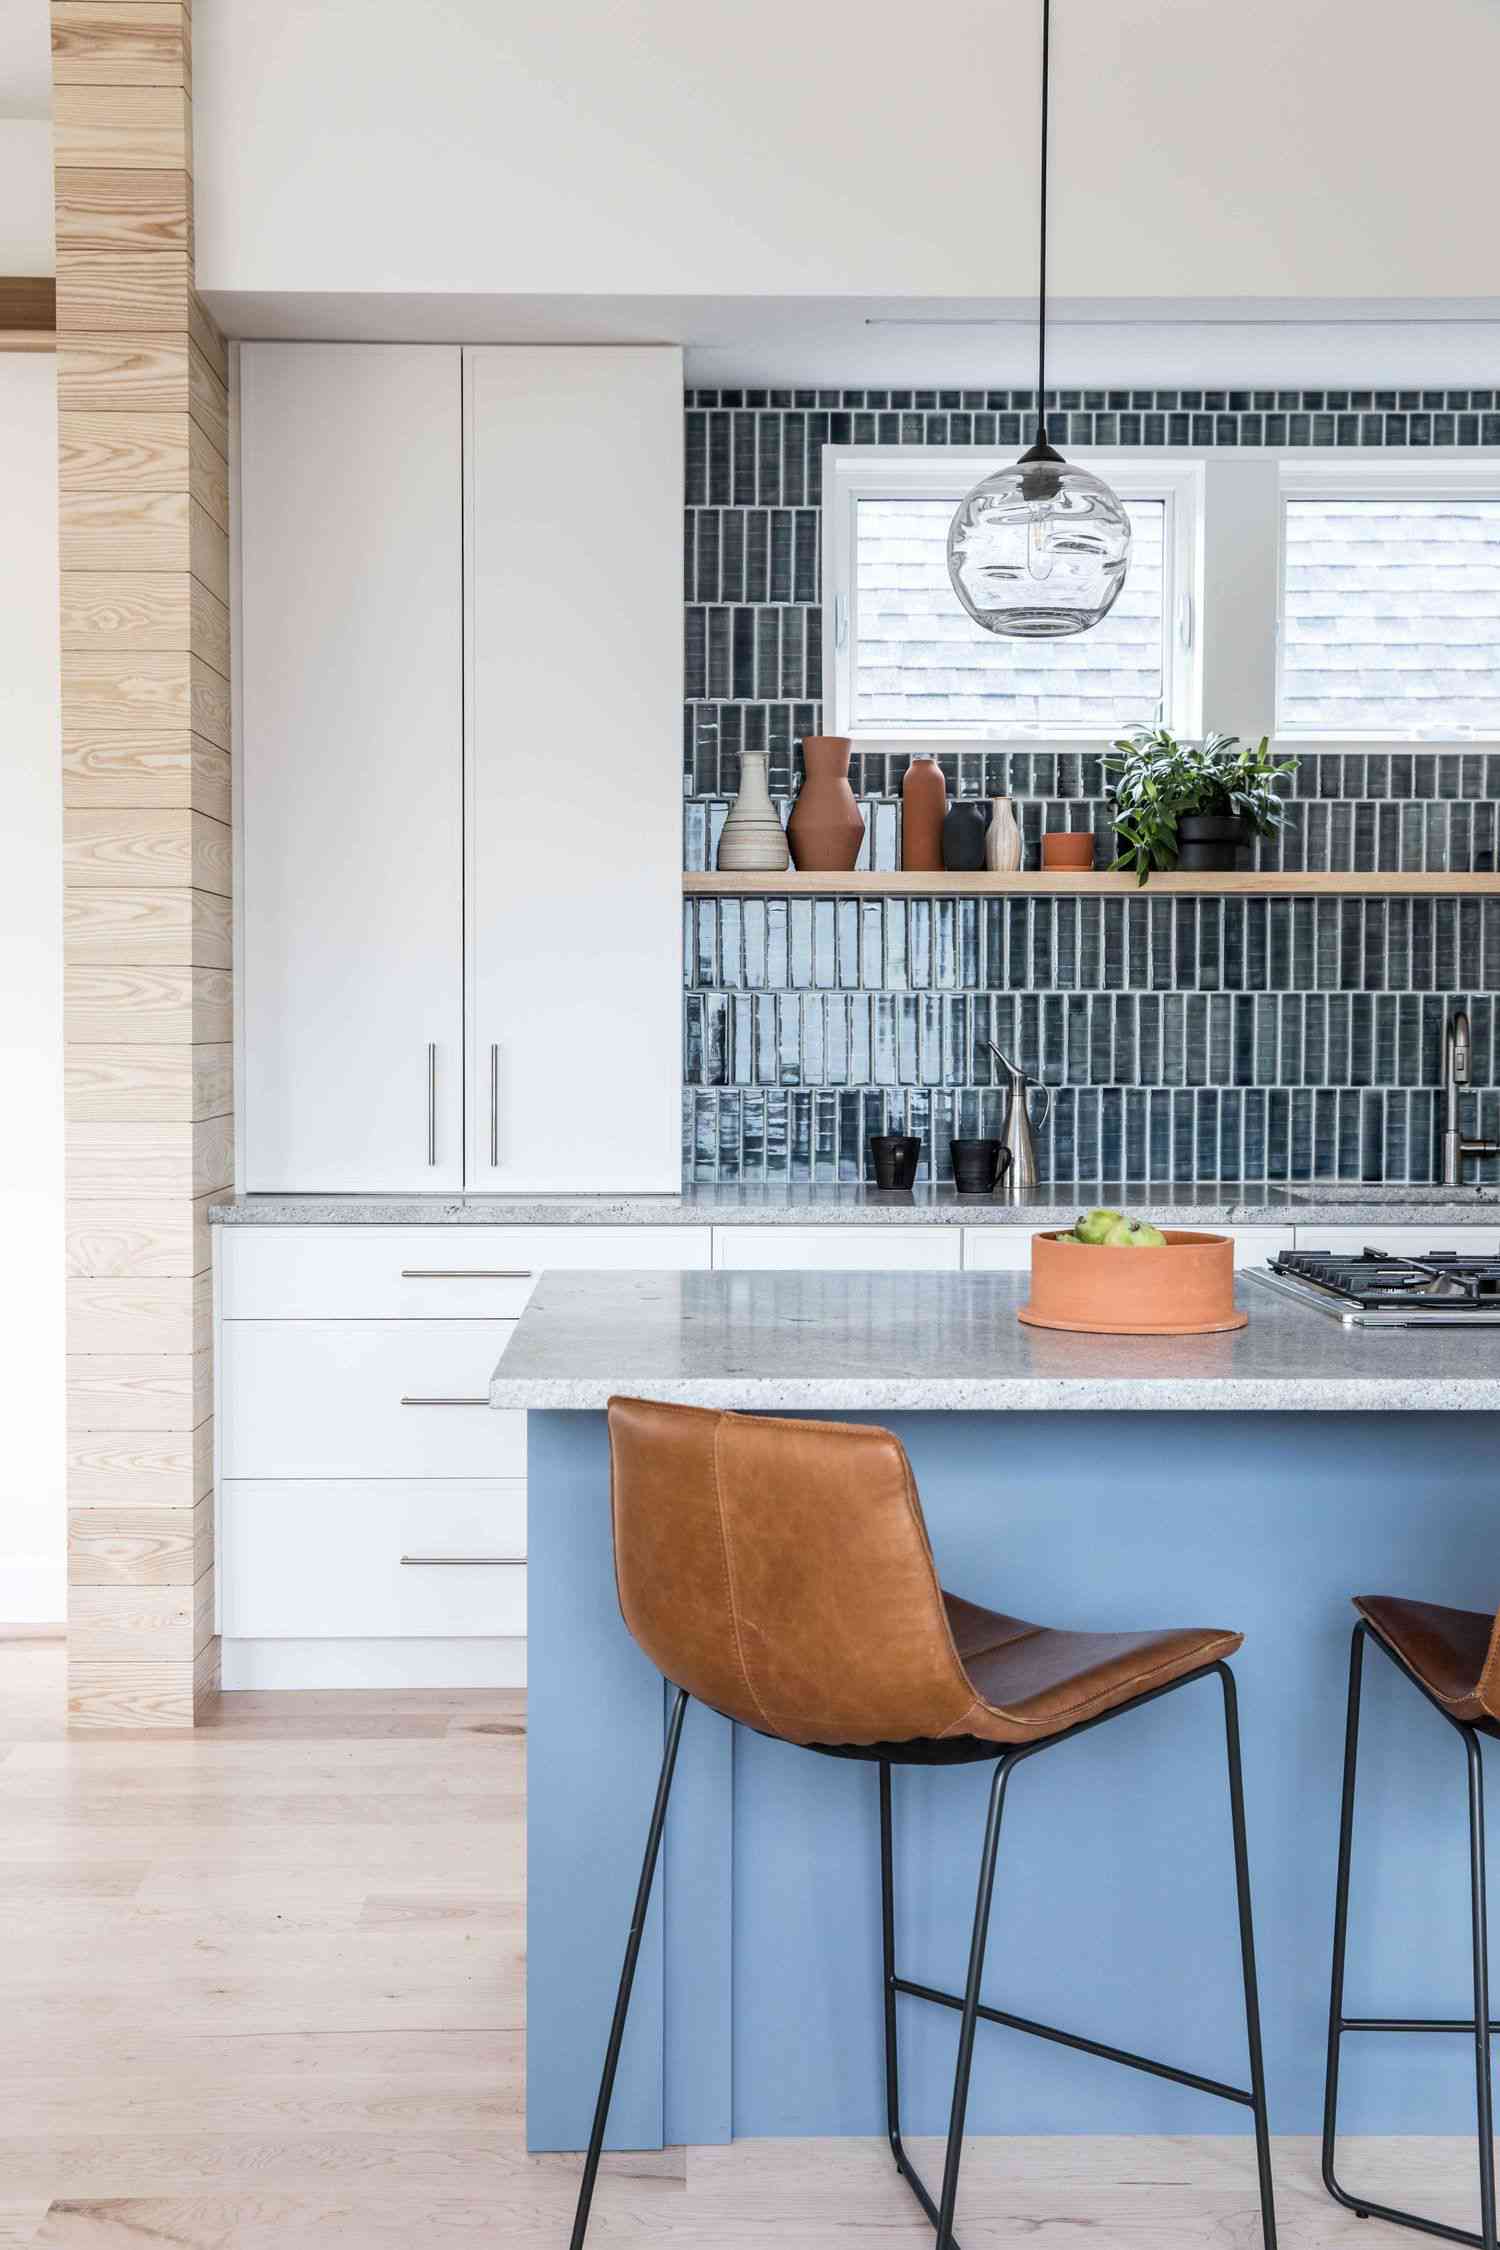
[1342,2018,1500,2035]
[891,1975,1254,2107]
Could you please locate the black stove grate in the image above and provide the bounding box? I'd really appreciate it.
[1270,1247,1500,1310]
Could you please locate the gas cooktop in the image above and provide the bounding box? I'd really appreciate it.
[1249,1248,1500,1327]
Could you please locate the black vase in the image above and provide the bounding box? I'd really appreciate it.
[1176,813,1248,871]
[941,800,991,872]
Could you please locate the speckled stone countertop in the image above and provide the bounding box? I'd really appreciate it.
[208,1182,1500,1230]
[487,1267,1500,1413]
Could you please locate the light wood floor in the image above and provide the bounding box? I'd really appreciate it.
[0,1639,1489,2246]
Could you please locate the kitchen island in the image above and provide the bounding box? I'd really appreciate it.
[495,1267,1500,2156]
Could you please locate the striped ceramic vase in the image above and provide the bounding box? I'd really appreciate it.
[717,749,789,871]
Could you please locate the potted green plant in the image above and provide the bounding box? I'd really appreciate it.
[1105,727,1298,885]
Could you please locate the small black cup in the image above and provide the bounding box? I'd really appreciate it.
[870,1134,922,1191]
[950,1137,1010,1195]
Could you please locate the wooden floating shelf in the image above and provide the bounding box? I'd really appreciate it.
[684,871,1500,898]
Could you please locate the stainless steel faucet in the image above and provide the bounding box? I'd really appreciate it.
[1440,1009,1500,1186]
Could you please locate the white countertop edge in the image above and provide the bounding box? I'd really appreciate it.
[490,1376,1498,1411]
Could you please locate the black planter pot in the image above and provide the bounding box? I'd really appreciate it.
[1175,813,1248,871]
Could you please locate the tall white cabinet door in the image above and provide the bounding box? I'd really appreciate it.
[238,345,464,1190]
[465,347,683,1192]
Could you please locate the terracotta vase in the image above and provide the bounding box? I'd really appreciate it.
[1041,830,1095,870]
[985,796,1024,873]
[787,736,865,872]
[717,748,789,872]
[901,751,947,871]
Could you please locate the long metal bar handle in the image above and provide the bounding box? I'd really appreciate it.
[400,1554,525,1566]
[427,1042,437,1166]
[399,1395,489,1407]
[400,1269,534,1280]
[489,1043,500,1168]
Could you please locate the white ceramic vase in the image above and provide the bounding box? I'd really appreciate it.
[717,749,789,871]
[984,795,1024,873]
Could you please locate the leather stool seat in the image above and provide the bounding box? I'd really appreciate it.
[1354,1594,1500,1725]
[942,1593,1240,1744]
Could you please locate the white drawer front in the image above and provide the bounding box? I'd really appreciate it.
[1225,1227,1296,1267]
[1291,1224,1500,1256]
[219,1224,712,1318]
[220,1319,520,1478]
[711,1226,961,1271]
[220,1480,526,1638]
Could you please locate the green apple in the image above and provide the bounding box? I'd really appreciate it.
[1074,1207,1121,1244]
[1102,1216,1167,1248]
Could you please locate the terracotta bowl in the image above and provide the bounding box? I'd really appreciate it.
[1041,831,1095,870]
[1018,1228,1247,1336]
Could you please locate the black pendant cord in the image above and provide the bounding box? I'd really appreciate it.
[1035,0,1050,450]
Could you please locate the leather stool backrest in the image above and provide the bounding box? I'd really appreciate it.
[606,1395,978,1746]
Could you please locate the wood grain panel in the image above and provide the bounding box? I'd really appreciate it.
[64,808,231,894]
[67,1115,234,1199]
[61,569,191,647]
[56,252,191,334]
[60,411,190,490]
[52,4,191,88]
[66,1349,211,1435]
[62,883,231,965]
[59,487,188,572]
[66,1637,217,1726]
[65,1042,231,1123]
[187,339,227,455]
[189,496,228,602]
[68,1571,214,1661]
[0,277,57,331]
[67,1418,213,1506]
[68,1494,212,1587]
[65,1194,217,1282]
[189,415,227,530]
[67,1271,212,1356]
[187,289,226,386]
[59,334,189,411]
[65,965,232,1045]
[53,85,192,171]
[62,733,230,822]
[54,166,191,253]
[60,653,192,731]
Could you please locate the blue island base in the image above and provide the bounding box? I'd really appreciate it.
[526,1410,1500,2151]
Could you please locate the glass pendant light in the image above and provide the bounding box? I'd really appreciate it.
[947,0,1131,639]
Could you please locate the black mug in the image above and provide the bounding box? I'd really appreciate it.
[950,1137,1010,1194]
[870,1134,922,1191]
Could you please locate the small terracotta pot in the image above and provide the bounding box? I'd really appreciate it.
[788,737,865,872]
[1041,831,1095,870]
[1018,1228,1247,1336]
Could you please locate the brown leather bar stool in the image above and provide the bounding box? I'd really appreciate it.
[1324,1597,1500,2248]
[570,1399,1278,2250]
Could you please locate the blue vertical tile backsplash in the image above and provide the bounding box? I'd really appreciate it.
[681,387,1500,1185]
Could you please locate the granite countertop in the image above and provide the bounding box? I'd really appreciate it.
[208,1182,1500,1230]
[487,1267,1500,1413]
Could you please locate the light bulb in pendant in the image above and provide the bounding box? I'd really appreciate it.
[948,448,1131,639]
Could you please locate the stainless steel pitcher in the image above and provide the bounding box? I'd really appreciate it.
[984,1043,1052,1195]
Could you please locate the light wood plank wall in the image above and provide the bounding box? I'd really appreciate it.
[52,0,229,1726]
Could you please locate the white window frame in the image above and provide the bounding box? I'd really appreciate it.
[822,448,1204,747]
[1276,454,1500,743]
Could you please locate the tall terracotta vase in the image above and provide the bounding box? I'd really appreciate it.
[901,751,947,871]
[716,748,789,871]
[787,736,865,872]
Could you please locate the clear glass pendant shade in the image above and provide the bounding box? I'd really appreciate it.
[947,448,1133,639]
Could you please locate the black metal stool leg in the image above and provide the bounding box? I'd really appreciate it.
[1218,1661,1278,2250]
[1464,1727,1496,2250]
[934,1754,1012,2250]
[569,1686,689,2250]
[1322,1625,1498,2250]
[1322,1621,1367,2218]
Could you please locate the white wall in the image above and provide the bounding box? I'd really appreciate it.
[0,121,53,272]
[195,0,1500,307]
[0,353,64,1626]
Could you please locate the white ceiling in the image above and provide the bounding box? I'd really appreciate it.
[202,292,1500,389]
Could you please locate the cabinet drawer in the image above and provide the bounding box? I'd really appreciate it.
[219,1225,711,1319]
[220,1320,521,1478]
[711,1226,961,1272]
[1291,1224,1500,1256]
[220,1480,526,1638]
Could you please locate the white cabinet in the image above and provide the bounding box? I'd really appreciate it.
[711,1226,962,1271]
[464,347,683,1192]
[963,1225,1294,1271]
[1291,1224,1500,1256]
[238,345,464,1191]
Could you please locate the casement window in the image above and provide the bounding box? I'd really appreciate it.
[1277,467,1500,739]
[822,452,1200,742]
[823,450,1500,749]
